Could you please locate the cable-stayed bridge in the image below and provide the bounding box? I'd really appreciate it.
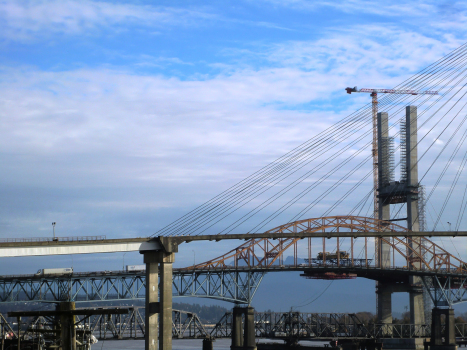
[6,43,467,350]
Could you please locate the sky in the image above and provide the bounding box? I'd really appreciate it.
[2,0,467,313]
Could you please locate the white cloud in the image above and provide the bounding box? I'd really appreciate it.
[0,26,458,196]
[0,0,215,40]
[257,0,463,19]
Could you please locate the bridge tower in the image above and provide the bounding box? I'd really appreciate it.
[376,106,425,325]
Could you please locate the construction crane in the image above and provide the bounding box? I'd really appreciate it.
[345,87,438,220]
[346,86,438,313]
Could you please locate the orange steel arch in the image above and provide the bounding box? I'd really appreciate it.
[184,216,467,273]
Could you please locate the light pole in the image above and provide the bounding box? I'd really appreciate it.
[123,252,127,271]
[448,222,452,231]
[52,222,56,240]
[192,250,196,266]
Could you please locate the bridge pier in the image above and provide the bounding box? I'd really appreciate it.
[410,285,425,325]
[143,250,175,350]
[58,301,76,350]
[232,307,244,349]
[406,106,425,327]
[428,308,457,350]
[376,106,426,329]
[231,306,257,350]
[377,283,392,325]
[376,111,393,327]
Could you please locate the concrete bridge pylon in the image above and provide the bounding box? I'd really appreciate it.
[376,106,425,326]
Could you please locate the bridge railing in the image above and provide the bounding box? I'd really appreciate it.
[0,235,106,243]
[367,323,467,338]
[211,312,447,340]
[372,324,429,338]
[455,323,467,337]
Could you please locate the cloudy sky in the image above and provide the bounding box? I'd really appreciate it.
[2,0,467,312]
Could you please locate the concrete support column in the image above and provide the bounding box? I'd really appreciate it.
[144,254,159,350]
[143,250,175,350]
[431,308,456,347]
[244,307,256,350]
[59,301,76,350]
[377,111,393,327]
[409,290,425,325]
[406,105,425,325]
[377,111,392,268]
[377,288,392,324]
[446,309,456,346]
[406,105,419,233]
[203,338,214,350]
[431,308,443,346]
[159,252,174,350]
[231,307,244,350]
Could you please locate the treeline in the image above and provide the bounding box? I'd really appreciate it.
[7,302,467,326]
[0,301,229,324]
[353,311,467,325]
[173,302,229,323]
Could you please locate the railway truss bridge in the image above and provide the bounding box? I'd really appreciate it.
[3,309,467,342]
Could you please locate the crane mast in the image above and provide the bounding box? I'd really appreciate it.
[371,91,378,221]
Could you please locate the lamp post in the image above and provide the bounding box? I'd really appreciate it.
[123,252,127,271]
[448,222,452,231]
[52,222,56,240]
[192,250,196,266]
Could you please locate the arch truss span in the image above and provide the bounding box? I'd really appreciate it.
[182,215,467,306]
[185,216,467,275]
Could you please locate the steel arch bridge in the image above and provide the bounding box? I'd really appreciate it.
[0,216,466,306]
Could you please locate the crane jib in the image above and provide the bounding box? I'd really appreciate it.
[358,88,438,95]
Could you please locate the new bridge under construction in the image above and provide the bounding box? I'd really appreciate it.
[4,43,467,350]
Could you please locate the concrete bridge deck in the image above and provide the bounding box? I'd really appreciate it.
[0,229,465,257]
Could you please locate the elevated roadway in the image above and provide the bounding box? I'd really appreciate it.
[0,229,466,257]
[0,237,155,257]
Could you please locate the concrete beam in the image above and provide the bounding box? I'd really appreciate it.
[0,239,161,257]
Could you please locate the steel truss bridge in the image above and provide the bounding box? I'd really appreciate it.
[0,308,207,341]
[212,311,441,340]
[1,217,467,308]
[5,309,467,341]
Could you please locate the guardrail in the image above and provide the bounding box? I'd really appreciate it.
[0,235,107,243]
[372,324,429,338]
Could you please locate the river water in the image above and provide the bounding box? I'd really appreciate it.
[98,338,230,349]
[97,338,328,349]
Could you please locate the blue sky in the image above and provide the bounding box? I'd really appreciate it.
[2,0,467,312]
